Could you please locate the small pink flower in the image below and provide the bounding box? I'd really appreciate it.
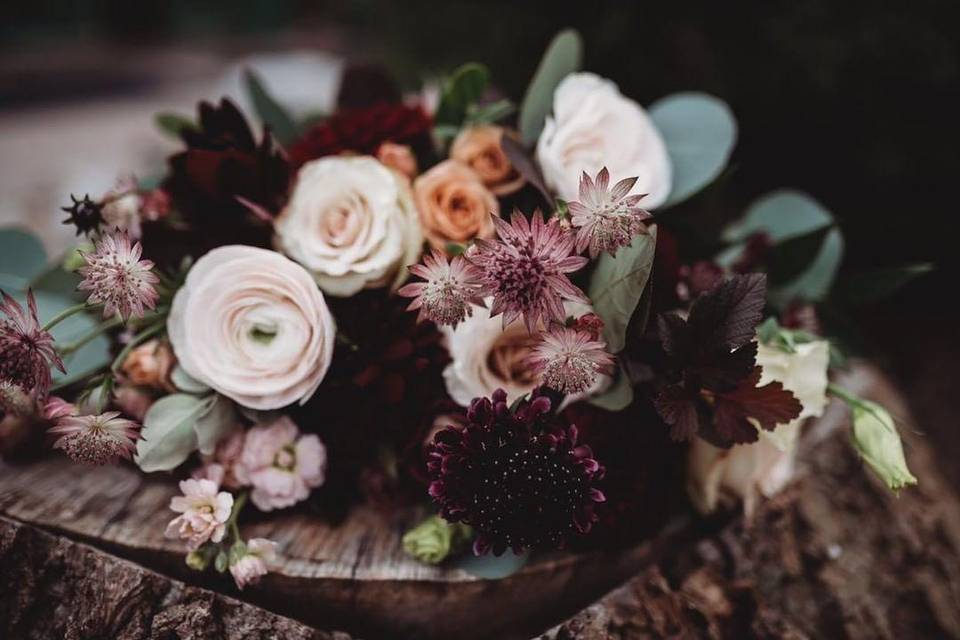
[78,229,159,321]
[528,325,615,395]
[194,430,246,490]
[230,538,278,590]
[164,478,234,550]
[235,416,326,511]
[398,249,485,328]
[471,210,588,332]
[49,411,140,465]
[568,167,651,258]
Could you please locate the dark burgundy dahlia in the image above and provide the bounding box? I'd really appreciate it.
[427,388,605,555]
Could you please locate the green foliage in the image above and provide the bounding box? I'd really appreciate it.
[519,29,583,145]
[434,63,490,127]
[244,69,300,146]
[135,393,236,472]
[587,365,634,411]
[154,112,197,140]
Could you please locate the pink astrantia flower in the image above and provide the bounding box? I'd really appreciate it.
[165,478,234,550]
[230,538,278,590]
[0,290,65,412]
[528,325,615,395]
[78,229,159,321]
[49,411,140,465]
[235,416,326,511]
[43,396,77,420]
[568,167,651,258]
[398,249,485,327]
[471,210,588,332]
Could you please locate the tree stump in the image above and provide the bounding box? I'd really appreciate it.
[2,363,959,639]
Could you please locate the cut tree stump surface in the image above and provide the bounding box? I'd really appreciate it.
[2,364,959,639]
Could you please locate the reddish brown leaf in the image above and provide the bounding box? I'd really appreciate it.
[654,384,701,441]
[711,367,803,445]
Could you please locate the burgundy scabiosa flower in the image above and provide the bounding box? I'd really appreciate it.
[398,249,485,327]
[78,230,159,321]
[0,290,64,413]
[49,411,140,465]
[426,388,605,555]
[471,210,588,332]
[528,325,615,395]
[568,167,651,258]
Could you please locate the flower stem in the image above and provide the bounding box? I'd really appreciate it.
[41,303,90,332]
[827,382,861,407]
[228,491,248,543]
[110,320,165,373]
[58,316,123,356]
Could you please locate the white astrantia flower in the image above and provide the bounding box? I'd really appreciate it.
[536,72,672,208]
[687,339,830,514]
[274,155,423,297]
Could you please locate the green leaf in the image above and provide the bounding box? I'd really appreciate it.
[769,227,844,308]
[454,549,529,579]
[587,228,658,353]
[587,365,634,411]
[26,291,110,384]
[519,29,584,145]
[851,400,917,491]
[170,365,212,395]
[195,394,237,456]
[155,112,197,140]
[649,93,738,208]
[723,190,834,245]
[465,99,516,126]
[434,63,490,127]
[445,243,466,257]
[831,263,934,307]
[214,550,229,573]
[0,227,47,289]
[135,393,216,472]
[244,69,300,146]
[766,225,834,285]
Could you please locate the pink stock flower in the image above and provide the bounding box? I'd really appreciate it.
[398,249,485,328]
[165,478,234,550]
[78,229,159,321]
[230,538,278,590]
[235,417,326,511]
[568,167,651,258]
[49,411,140,465]
[1,290,64,412]
[471,211,588,332]
[528,325,615,395]
[194,430,246,490]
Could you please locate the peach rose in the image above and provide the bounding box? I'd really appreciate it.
[121,339,175,390]
[376,142,418,180]
[167,245,336,410]
[450,126,524,196]
[413,160,499,251]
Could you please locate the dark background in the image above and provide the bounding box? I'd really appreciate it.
[2,0,958,476]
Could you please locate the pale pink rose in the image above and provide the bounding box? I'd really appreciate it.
[164,478,234,550]
[235,416,326,511]
[194,430,246,490]
[167,245,337,410]
[230,538,277,590]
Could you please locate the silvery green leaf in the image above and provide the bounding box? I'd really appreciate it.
[587,228,658,353]
[0,227,47,289]
[194,394,238,456]
[723,190,833,245]
[587,365,634,411]
[851,400,917,491]
[519,29,583,145]
[649,93,737,208]
[135,393,214,472]
[769,227,844,307]
[23,291,110,384]
[171,365,212,395]
[454,550,529,579]
[244,69,300,146]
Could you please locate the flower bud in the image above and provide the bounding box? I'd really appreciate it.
[851,400,917,491]
[185,548,212,571]
[402,515,472,565]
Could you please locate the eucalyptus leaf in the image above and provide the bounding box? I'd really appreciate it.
[587,228,658,353]
[766,225,834,285]
[649,93,737,208]
[135,393,215,472]
[723,190,833,244]
[0,227,47,286]
[171,365,212,395]
[769,227,844,308]
[454,550,529,579]
[194,394,238,456]
[587,365,634,411]
[465,99,516,126]
[434,63,490,127]
[244,69,300,146]
[519,29,583,145]
[23,291,110,384]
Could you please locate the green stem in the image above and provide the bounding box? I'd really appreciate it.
[227,491,248,543]
[41,303,90,332]
[58,317,123,356]
[110,321,165,373]
[827,382,861,407]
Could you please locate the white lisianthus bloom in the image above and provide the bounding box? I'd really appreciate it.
[536,72,672,208]
[440,300,609,407]
[274,156,423,297]
[687,339,830,514]
[167,245,336,410]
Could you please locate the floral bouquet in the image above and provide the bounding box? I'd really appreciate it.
[0,30,921,589]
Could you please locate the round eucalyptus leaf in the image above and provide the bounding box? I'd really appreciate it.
[723,190,833,244]
[519,29,584,145]
[0,227,47,285]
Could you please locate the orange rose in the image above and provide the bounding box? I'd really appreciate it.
[121,339,175,391]
[450,126,524,196]
[413,160,499,251]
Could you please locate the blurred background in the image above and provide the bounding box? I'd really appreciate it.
[1,0,958,477]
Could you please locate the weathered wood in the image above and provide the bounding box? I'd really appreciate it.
[0,515,354,639]
[543,366,960,639]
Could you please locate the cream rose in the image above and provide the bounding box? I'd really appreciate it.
[167,245,336,410]
[536,72,672,208]
[450,126,525,196]
[413,160,498,251]
[687,340,830,514]
[275,156,423,296]
[440,300,607,406]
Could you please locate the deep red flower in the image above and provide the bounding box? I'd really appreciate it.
[287,103,433,171]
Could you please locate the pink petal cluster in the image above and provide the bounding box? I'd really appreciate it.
[78,229,159,321]
[528,324,615,395]
[470,211,588,332]
[164,478,234,550]
[234,416,327,512]
[568,167,650,258]
[230,538,278,590]
[193,430,247,490]
[1,290,64,412]
[49,411,141,465]
[398,249,485,328]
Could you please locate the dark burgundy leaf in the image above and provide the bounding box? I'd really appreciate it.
[653,384,700,441]
[688,272,767,351]
[693,341,758,392]
[711,367,803,445]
